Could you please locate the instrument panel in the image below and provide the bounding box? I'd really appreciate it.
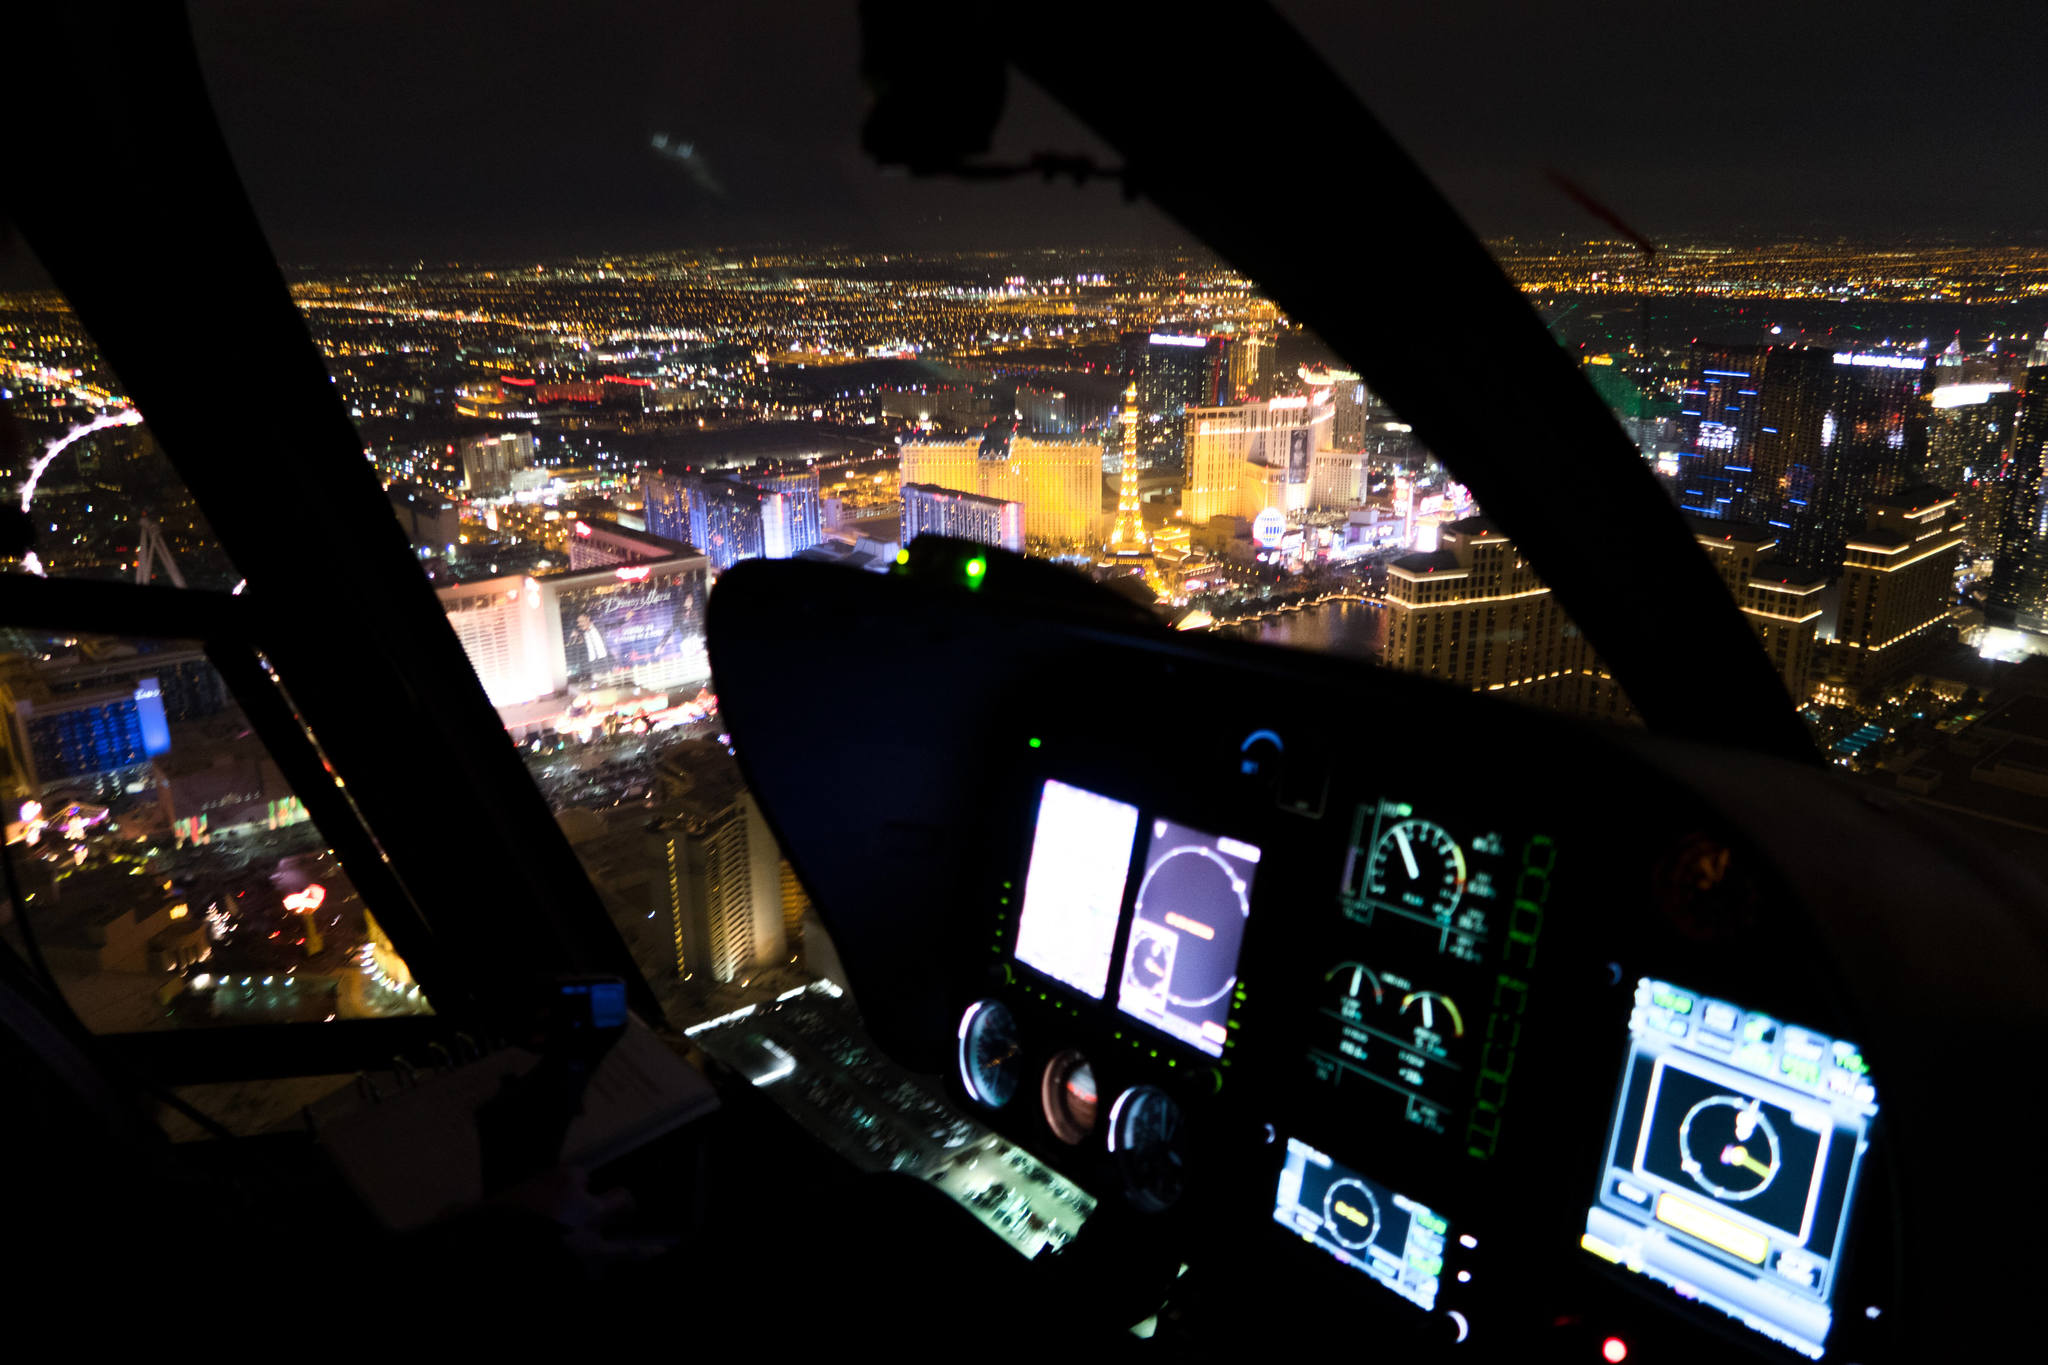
[940,725,1894,1362]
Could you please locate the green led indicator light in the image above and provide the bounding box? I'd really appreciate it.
[964,556,986,585]
[1149,1050,1158,1058]
[1027,737,1042,749]
[1167,1059,1176,1068]
[894,548,910,566]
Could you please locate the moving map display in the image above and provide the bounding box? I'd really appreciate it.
[1582,979,1878,1360]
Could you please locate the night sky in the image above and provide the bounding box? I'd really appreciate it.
[174,0,2048,264]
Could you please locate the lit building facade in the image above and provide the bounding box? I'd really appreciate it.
[902,483,1025,553]
[1801,354,1932,576]
[1674,346,1774,523]
[1928,383,2017,560]
[1382,517,1630,721]
[1133,332,1231,471]
[567,518,695,570]
[458,431,537,497]
[898,433,1103,545]
[438,574,557,706]
[1688,520,1826,704]
[753,468,824,557]
[1990,367,2048,622]
[637,468,819,571]
[1310,449,1367,508]
[663,790,788,984]
[0,644,223,796]
[437,554,711,708]
[1183,397,1334,524]
[1823,488,1964,692]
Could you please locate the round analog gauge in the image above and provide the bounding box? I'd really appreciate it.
[1679,1096,1781,1201]
[1366,818,1467,920]
[1041,1050,1099,1144]
[956,999,1022,1109]
[1322,1177,1383,1251]
[1108,1085,1188,1213]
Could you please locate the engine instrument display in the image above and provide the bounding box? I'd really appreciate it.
[1312,798,1554,1153]
[1582,979,1878,1360]
[1116,818,1259,1058]
[1013,780,1140,999]
[1272,1136,1451,1311]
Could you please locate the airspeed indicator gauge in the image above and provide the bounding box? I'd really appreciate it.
[1366,818,1467,919]
[957,999,1021,1109]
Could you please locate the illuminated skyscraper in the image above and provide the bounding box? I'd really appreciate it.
[1928,382,2017,559]
[1132,332,1230,471]
[1228,331,1267,402]
[1990,367,2048,624]
[1674,346,1771,522]
[663,789,788,985]
[1382,518,1629,720]
[1309,449,1367,508]
[457,431,538,497]
[752,468,824,556]
[1385,517,1820,719]
[1182,396,1333,524]
[1820,488,1964,693]
[639,467,818,570]
[1688,520,1826,704]
[901,483,1025,553]
[642,469,690,546]
[1802,353,1932,576]
[1300,366,1368,450]
[898,432,1103,545]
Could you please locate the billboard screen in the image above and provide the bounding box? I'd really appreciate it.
[552,561,708,696]
[1288,428,1310,484]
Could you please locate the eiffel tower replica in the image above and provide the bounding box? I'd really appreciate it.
[1107,383,1150,558]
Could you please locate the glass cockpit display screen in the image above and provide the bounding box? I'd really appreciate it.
[1582,979,1877,1361]
[1012,780,1140,999]
[1307,797,1554,1151]
[1272,1137,1450,1311]
[1115,818,1258,1057]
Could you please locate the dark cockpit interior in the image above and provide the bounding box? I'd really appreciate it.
[2,3,2043,1359]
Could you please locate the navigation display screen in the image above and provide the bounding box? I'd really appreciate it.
[1012,780,1140,999]
[1116,817,1258,1057]
[1582,979,1878,1361]
[1272,1136,1450,1311]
